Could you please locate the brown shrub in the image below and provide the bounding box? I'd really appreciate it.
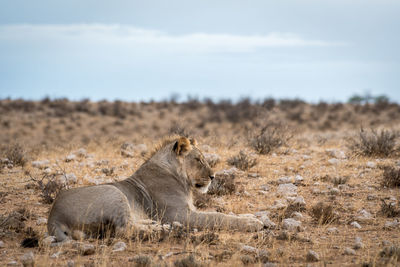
[2,144,27,167]
[311,202,337,224]
[208,176,236,196]
[380,199,400,218]
[250,123,291,155]
[227,150,257,171]
[381,166,400,188]
[348,128,398,157]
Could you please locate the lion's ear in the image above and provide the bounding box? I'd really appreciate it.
[173,137,192,156]
[189,138,197,146]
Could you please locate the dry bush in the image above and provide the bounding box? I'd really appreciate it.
[311,202,337,224]
[174,254,203,267]
[28,173,66,204]
[381,166,400,188]
[331,176,349,185]
[348,128,398,157]
[1,143,27,167]
[379,246,400,263]
[227,150,257,171]
[249,123,291,155]
[208,176,236,196]
[380,199,400,218]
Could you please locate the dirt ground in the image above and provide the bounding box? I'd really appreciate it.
[0,98,399,266]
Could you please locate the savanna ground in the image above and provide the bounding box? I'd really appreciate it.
[0,98,400,266]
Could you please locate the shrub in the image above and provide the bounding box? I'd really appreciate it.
[2,144,27,167]
[311,202,337,224]
[348,128,397,157]
[331,176,349,186]
[381,166,400,188]
[227,150,257,171]
[380,199,400,217]
[250,123,291,154]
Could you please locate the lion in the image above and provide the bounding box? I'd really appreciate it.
[47,136,264,241]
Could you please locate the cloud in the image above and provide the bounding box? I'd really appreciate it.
[0,24,343,53]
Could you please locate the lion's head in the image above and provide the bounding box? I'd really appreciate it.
[173,137,215,194]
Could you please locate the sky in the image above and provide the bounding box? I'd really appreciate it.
[0,0,399,103]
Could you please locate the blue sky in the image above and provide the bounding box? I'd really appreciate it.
[0,0,399,102]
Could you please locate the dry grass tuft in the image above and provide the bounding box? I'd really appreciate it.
[28,173,67,204]
[249,123,291,154]
[227,150,257,171]
[331,176,349,185]
[380,199,400,218]
[381,166,400,188]
[311,202,337,224]
[207,176,236,196]
[379,245,400,263]
[348,128,398,157]
[1,143,28,167]
[174,254,203,267]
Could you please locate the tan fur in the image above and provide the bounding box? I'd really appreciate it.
[47,136,263,241]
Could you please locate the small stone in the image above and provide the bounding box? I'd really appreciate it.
[306,250,320,262]
[344,247,356,255]
[286,196,306,207]
[367,194,376,200]
[259,184,269,191]
[66,260,75,267]
[36,217,47,225]
[270,199,288,210]
[350,221,362,229]
[257,249,270,263]
[291,212,303,221]
[31,160,50,169]
[282,218,302,231]
[355,209,373,223]
[75,148,87,157]
[42,236,56,246]
[277,183,298,196]
[302,155,311,160]
[294,175,304,183]
[277,176,293,184]
[20,251,35,267]
[330,188,340,195]
[241,245,257,254]
[65,154,76,162]
[327,227,339,234]
[354,237,364,249]
[383,219,400,229]
[328,158,340,165]
[366,161,376,168]
[75,243,95,255]
[50,251,63,259]
[172,221,183,229]
[248,173,259,178]
[7,261,18,266]
[0,240,4,248]
[260,215,276,229]
[112,241,127,252]
[325,149,346,159]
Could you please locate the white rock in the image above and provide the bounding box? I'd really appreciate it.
[294,175,304,183]
[350,221,362,229]
[325,149,346,159]
[355,209,373,223]
[31,160,50,169]
[327,227,339,234]
[366,161,376,168]
[277,183,298,196]
[50,251,63,259]
[254,211,270,217]
[58,173,77,185]
[383,219,400,229]
[43,167,52,174]
[75,148,87,157]
[306,250,320,262]
[354,237,364,249]
[286,196,306,207]
[36,217,47,225]
[277,176,293,184]
[65,154,76,162]
[241,245,257,254]
[270,199,288,210]
[282,218,302,231]
[302,155,311,160]
[0,240,4,248]
[20,252,35,267]
[42,236,56,246]
[112,241,127,252]
[259,184,269,191]
[291,212,303,221]
[328,158,340,165]
[7,260,18,266]
[344,247,356,255]
[260,215,276,229]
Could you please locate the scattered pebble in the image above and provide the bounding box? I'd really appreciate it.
[383,219,400,229]
[282,218,302,231]
[306,250,320,262]
[65,154,76,162]
[241,245,257,254]
[260,215,276,229]
[31,160,50,169]
[327,227,339,234]
[328,158,340,165]
[294,175,304,183]
[326,149,346,159]
[75,243,95,256]
[112,241,127,252]
[0,240,4,248]
[291,212,303,221]
[366,161,376,168]
[354,237,364,249]
[277,183,298,196]
[344,247,356,255]
[277,176,293,184]
[350,221,362,229]
[355,209,373,223]
[20,252,35,267]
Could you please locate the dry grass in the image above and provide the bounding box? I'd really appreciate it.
[226,151,257,171]
[348,128,398,157]
[249,123,291,155]
[1,98,400,266]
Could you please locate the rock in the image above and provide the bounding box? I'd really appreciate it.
[355,209,373,223]
[383,219,400,229]
[260,215,276,229]
[259,184,269,191]
[302,155,311,160]
[367,194,377,200]
[50,251,63,259]
[203,153,220,167]
[277,176,293,184]
[75,243,95,255]
[65,154,76,162]
[270,199,288,210]
[129,254,152,266]
[20,251,35,267]
[254,211,270,217]
[294,175,304,183]
[58,173,77,185]
[112,241,127,252]
[330,188,340,195]
[241,245,257,254]
[257,249,270,263]
[366,161,376,168]
[36,217,47,225]
[31,160,50,169]
[306,250,320,262]
[350,221,362,229]
[344,247,356,255]
[216,167,242,178]
[328,158,340,165]
[282,218,302,231]
[277,183,297,196]
[0,240,4,248]
[75,148,87,157]
[327,227,339,234]
[286,196,306,207]
[291,212,303,221]
[248,173,259,178]
[354,237,364,249]
[325,149,346,159]
[42,236,56,246]
[7,261,18,266]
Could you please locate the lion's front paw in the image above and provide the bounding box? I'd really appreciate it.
[240,217,264,232]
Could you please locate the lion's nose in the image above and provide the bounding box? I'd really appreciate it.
[209,175,215,180]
